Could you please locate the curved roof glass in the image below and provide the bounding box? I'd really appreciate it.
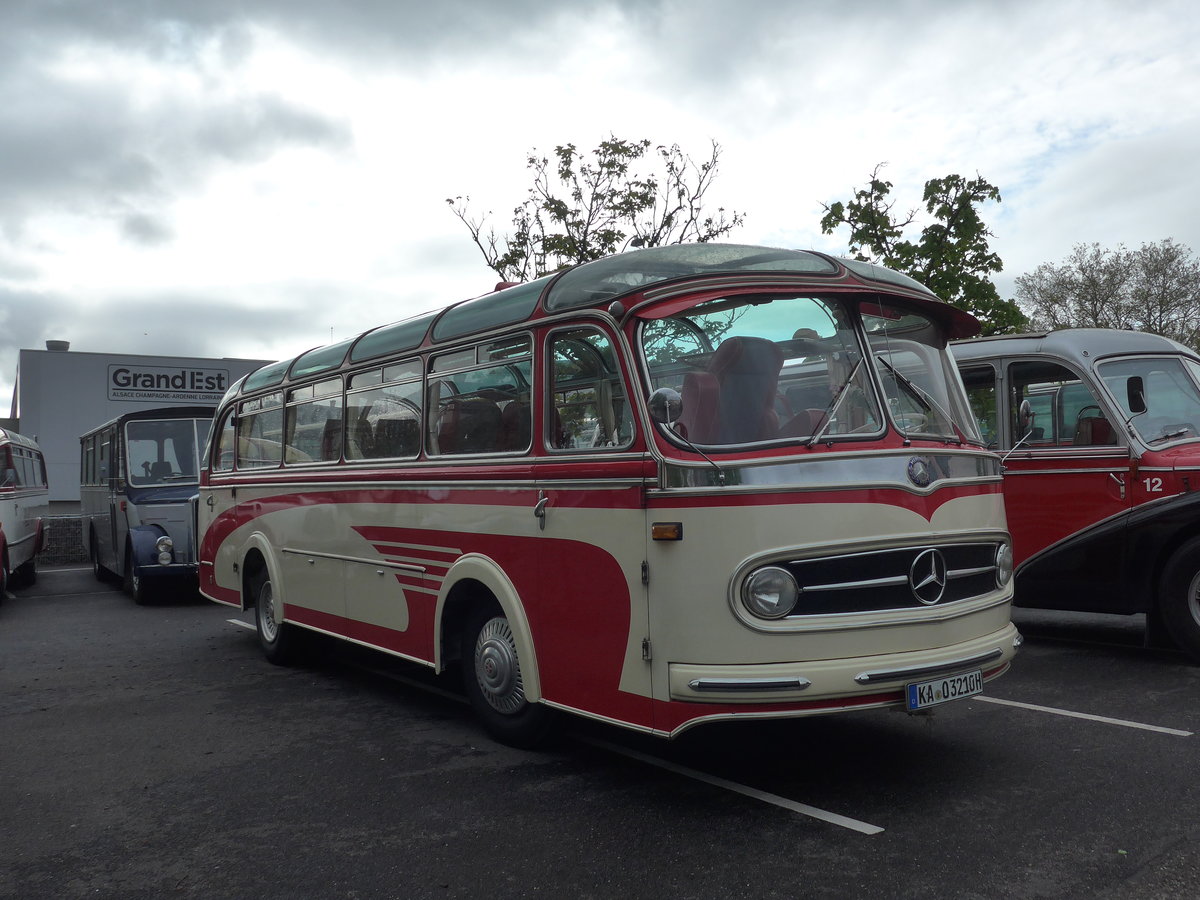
[543,244,840,311]
[350,312,436,364]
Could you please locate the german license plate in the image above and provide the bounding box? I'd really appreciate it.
[906,669,983,710]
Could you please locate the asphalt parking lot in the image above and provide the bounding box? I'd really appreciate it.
[2,566,1199,899]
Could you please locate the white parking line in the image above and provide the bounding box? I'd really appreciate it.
[978,696,1192,737]
[581,737,885,834]
[220,621,883,831]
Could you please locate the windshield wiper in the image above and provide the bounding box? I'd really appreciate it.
[875,356,967,444]
[806,357,865,447]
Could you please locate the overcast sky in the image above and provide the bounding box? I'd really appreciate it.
[4,0,1199,414]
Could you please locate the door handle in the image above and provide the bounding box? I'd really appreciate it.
[533,491,548,530]
[1109,472,1126,500]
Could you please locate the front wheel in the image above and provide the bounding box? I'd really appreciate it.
[461,607,552,748]
[253,570,300,665]
[1158,537,1200,661]
[124,547,152,605]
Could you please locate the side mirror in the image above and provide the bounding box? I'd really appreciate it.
[1018,398,1034,431]
[1127,376,1147,415]
[648,387,683,425]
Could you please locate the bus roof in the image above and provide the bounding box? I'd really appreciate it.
[953,328,1199,367]
[0,427,41,452]
[78,406,216,441]
[238,243,971,396]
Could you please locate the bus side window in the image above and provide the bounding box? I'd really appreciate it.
[549,328,634,451]
[237,394,284,469]
[213,411,236,471]
[427,345,531,457]
[1009,361,1102,447]
[959,364,998,448]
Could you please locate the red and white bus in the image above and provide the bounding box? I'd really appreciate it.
[954,328,1200,658]
[1,427,49,595]
[197,243,1019,745]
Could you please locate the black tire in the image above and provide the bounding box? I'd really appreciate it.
[12,554,37,588]
[123,546,152,606]
[252,569,300,665]
[461,606,552,748]
[1158,537,1200,661]
[91,532,114,584]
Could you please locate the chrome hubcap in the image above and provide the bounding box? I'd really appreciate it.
[1188,572,1200,628]
[258,581,279,642]
[474,617,525,715]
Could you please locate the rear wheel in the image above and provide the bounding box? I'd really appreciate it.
[12,555,37,588]
[461,607,552,748]
[252,569,300,665]
[1159,537,1200,661]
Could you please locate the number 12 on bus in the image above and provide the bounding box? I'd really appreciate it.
[197,244,1019,746]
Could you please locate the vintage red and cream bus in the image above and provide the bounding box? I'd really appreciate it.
[197,243,1019,745]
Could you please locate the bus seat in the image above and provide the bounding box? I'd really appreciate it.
[319,418,343,461]
[375,418,419,457]
[500,400,531,451]
[778,408,827,438]
[1073,416,1115,446]
[677,372,719,443]
[149,460,173,479]
[442,397,502,454]
[709,336,784,443]
[346,420,373,459]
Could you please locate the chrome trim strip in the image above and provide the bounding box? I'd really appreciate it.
[949,565,996,579]
[801,575,909,592]
[281,547,427,573]
[795,564,994,595]
[853,648,1004,685]
[687,677,812,693]
[1004,466,1130,476]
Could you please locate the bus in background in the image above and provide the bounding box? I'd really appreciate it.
[0,427,49,595]
[954,328,1200,659]
[198,243,1019,746]
[80,407,213,604]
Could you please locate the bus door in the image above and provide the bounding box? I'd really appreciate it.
[535,326,654,726]
[962,359,1133,566]
[96,424,121,571]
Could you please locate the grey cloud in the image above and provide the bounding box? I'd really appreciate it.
[120,212,174,246]
[0,63,351,242]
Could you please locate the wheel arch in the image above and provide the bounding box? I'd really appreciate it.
[434,553,541,703]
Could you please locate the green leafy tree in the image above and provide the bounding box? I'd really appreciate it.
[449,136,745,282]
[1016,239,1200,347]
[820,164,1026,335]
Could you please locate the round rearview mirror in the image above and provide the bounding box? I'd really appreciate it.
[648,387,683,425]
[1018,398,1033,429]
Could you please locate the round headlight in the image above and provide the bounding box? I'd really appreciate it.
[155,535,174,553]
[995,542,1014,588]
[742,567,800,619]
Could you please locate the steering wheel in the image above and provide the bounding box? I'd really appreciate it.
[1076,404,1102,421]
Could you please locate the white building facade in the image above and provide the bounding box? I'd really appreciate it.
[9,344,271,510]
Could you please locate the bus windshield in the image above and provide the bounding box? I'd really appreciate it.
[640,294,975,447]
[1098,356,1200,445]
[125,418,208,486]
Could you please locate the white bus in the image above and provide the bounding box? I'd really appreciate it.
[198,244,1019,745]
[80,407,213,604]
[0,427,49,595]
